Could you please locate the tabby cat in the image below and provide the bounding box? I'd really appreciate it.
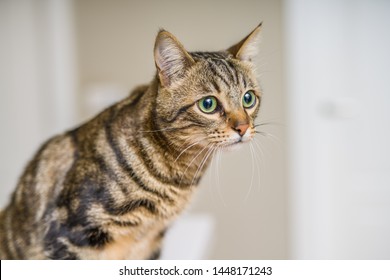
[0,23,262,259]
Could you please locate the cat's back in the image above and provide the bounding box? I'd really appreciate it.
[24,132,77,213]
[0,132,76,259]
[0,85,148,259]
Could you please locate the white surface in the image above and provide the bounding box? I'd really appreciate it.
[0,0,77,207]
[3,260,390,280]
[285,0,390,259]
[161,214,215,260]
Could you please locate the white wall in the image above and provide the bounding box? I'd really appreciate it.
[0,0,77,206]
[285,0,390,259]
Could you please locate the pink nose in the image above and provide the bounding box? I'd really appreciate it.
[233,123,249,137]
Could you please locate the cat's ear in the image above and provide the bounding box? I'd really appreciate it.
[154,30,195,88]
[227,22,262,62]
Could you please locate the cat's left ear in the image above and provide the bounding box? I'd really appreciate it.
[154,30,195,88]
[227,22,262,62]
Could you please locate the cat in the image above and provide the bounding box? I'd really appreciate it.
[0,23,262,259]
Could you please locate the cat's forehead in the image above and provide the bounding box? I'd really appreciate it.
[191,51,231,61]
[189,51,258,96]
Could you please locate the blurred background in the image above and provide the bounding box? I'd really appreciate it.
[0,0,389,259]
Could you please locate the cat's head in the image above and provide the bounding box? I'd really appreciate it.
[153,24,262,150]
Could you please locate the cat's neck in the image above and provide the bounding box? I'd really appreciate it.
[125,80,213,187]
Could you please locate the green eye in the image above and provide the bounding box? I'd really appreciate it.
[198,96,218,113]
[242,90,256,109]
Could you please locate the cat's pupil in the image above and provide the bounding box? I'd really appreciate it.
[203,98,213,109]
[244,92,252,104]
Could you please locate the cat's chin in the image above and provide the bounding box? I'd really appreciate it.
[219,141,246,152]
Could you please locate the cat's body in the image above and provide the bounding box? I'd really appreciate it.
[0,24,262,259]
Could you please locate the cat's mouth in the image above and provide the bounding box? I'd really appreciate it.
[218,136,251,150]
[218,140,244,152]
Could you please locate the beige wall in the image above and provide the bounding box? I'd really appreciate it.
[74,0,286,259]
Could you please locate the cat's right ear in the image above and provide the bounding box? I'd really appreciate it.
[154,30,195,88]
[227,22,263,62]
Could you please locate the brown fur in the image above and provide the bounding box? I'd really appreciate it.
[0,24,262,259]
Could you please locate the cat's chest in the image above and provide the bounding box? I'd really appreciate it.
[96,231,156,259]
[80,221,166,260]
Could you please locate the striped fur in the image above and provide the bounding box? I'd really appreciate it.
[0,24,262,259]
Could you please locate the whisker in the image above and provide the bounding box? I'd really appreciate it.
[179,144,210,186]
[244,143,256,202]
[174,140,203,163]
[252,137,266,162]
[207,148,217,207]
[215,148,226,207]
[190,144,215,187]
[254,119,285,128]
[175,134,209,156]
[139,127,179,133]
[140,122,207,133]
[251,139,264,194]
[255,131,283,145]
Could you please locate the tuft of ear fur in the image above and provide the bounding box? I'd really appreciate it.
[154,30,195,88]
[227,22,263,62]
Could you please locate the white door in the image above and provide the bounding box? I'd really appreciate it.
[285,0,390,259]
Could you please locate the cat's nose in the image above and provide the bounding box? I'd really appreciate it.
[232,122,249,137]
